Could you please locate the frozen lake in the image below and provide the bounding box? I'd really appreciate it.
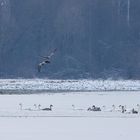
[0,117,139,140]
[0,91,140,140]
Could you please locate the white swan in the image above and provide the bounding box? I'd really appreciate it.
[19,103,32,111]
[111,104,116,112]
[136,104,140,113]
[19,103,22,110]
[38,104,41,110]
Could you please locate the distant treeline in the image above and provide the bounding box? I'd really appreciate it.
[0,0,140,79]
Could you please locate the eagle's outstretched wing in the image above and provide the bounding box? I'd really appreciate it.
[40,48,57,60]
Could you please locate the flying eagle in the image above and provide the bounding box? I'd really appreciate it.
[38,48,57,72]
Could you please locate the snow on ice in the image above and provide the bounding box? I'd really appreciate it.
[0,79,140,92]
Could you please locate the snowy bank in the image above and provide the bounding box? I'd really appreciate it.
[0,79,140,93]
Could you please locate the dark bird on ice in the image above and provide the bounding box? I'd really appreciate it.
[38,48,57,72]
[42,104,53,111]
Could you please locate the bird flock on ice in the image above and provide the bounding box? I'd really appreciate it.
[18,103,140,114]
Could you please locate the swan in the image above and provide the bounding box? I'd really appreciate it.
[118,105,126,113]
[72,104,75,110]
[132,108,138,114]
[19,103,32,111]
[118,105,122,112]
[121,105,126,113]
[72,105,84,111]
[92,105,101,111]
[42,105,53,111]
[33,104,37,110]
[136,104,140,113]
[87,105,101,111]
[87,107,92,111]
[38,104,41,110]
[101,105,106,112]
[111,104,116,112]
[19,103,22,110]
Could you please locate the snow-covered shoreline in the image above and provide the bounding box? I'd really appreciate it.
[0,79,140,92]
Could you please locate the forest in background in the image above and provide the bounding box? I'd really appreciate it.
[0,0,140,79]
